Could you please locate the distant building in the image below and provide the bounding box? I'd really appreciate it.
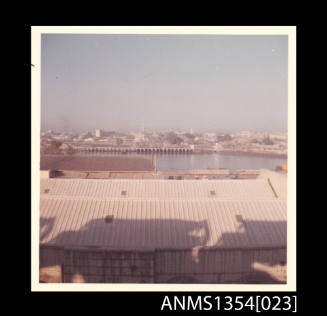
[94,129,101,137]
[239,131,252,138]
[215,143,223,151]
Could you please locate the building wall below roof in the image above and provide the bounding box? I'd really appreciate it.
[39,245,286,284]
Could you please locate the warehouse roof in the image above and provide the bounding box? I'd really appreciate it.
[257,169,287,199]
[40,173,287,250]
[40,178,284,200]
[40,197,286,250]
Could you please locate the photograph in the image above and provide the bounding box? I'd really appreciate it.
[32,26,296,289]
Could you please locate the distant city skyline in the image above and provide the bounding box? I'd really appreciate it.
[41,34,288,133]
[41,127,287,135]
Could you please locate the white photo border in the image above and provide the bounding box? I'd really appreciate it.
[31,25,296,292]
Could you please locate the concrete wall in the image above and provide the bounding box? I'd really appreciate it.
[39,245,286,284]
[40,170,50,179]
[40,245,154,283]
[63,249,154,283]
[39,245,64,282]
[154,248,286,284]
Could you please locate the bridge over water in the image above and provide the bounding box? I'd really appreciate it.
[76,147,194,154]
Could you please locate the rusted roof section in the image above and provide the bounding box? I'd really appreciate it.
[40,197,286,250]
[40,155,154,171]
[40,178,277,200]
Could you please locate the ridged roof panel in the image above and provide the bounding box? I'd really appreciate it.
[41,178,279,200]
[40,197,286,249]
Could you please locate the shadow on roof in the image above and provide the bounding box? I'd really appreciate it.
[40,216,286,284]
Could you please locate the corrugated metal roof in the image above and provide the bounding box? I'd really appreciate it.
[258,169,287,199]
[40,197,286,249]
[40,179,278,200]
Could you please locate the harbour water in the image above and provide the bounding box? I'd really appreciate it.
[77,152,287,171]
[156,153,287,171]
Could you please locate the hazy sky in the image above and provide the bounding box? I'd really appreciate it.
[41,34,288,133]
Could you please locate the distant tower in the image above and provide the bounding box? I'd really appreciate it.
[190,128,193,134]
[95,129,101,137]
[141,122,145,140]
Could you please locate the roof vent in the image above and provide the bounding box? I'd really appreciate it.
[44,189,50,194]
[121,190,127,196]
[210,190,216,196]
[235,214,244,224]
[105,215,114,223]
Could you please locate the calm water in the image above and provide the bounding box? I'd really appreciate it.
[156,153,286,171]
[77,152,287,171]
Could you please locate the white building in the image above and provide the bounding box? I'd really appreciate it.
[239,130,253,138]
[94,129,101,137]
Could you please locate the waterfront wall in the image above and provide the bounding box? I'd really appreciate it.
[45,169,261,180]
